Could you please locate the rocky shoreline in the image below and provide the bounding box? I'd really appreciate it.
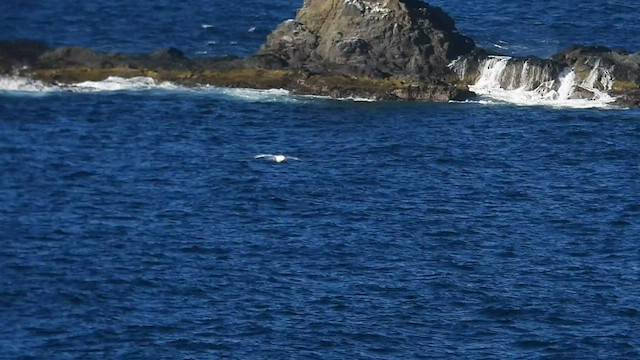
[1,0,639,106]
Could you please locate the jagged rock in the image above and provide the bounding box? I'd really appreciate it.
[133,48,194,70]
[3,0,639,105]
[35,46,197,71]
[38,46,110,68]
[257,0,475,79]
[0,0,478,102]
[246,53,289,69]
[452,43,640,107]
[613,90,640,107]
[451,50,564,90]
[553,45,640,90]
[150,47,185,60]
[0,39,49,73]
[569,85,597,100]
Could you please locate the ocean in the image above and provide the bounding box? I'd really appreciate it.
[1,0,640,358]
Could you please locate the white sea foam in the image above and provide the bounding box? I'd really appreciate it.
[0,75,299,101]
[0,74,380,103]
[69,76,180,92]
[197,86,377,102]
[203,86,295,102]
[0,75,182,94]
[467,56,616,109]
[338,95,377,102]
[0,75,55,93]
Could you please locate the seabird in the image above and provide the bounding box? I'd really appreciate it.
[254,154,300,163]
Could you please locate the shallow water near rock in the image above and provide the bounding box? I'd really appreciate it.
[2,0,640,359]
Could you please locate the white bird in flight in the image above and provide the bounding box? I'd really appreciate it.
[254,154,300,163]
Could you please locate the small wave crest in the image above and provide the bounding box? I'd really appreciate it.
[468,85,616,109]
[0,75,54,93]
[0,75,180,94]
[0,75,298,102]
[0,74,385,103]
[69,76,180,92]
[204,86,293,102]
[338,96,377,102]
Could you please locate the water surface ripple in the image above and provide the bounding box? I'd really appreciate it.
[1,94,639,358]
[2,0,640,358]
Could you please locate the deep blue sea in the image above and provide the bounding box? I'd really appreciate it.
[2,1,640,359]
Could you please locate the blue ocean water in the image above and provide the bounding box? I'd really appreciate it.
[1,1,640,359]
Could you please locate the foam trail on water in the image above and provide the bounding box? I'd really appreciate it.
[201,86,296,102]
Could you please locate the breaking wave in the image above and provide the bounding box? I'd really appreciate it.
[70,76,180,92]
[0,75,380,103]
[0,65,619,108]
[0,75,54,93]
[450,56,616,109]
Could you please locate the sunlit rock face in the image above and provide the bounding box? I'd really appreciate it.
[258,0,475,79]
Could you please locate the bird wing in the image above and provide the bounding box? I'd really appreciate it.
[254,154,274,159]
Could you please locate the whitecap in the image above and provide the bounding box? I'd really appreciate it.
[338,95,377,102]
[467,56,617,109]
[0,75,54,93]
[201,86,296,102]
[0,75,184,94]
[68,76,179,92]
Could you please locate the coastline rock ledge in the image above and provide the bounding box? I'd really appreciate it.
[1,0,477,101]
[2,0,640,105]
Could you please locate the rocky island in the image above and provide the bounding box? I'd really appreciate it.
[1,0,640,106]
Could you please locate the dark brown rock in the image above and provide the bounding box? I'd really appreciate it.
[612,90,640,107]
[257,0,475,80]
[569,86,597,100]
[553,45,640,90]
[38,46,109,68]
[0,39,49,73]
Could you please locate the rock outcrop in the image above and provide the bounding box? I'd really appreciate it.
[1,0,640,106]
[257,0,475,80]
[0,39,49,73]
[450,45,640,106]
[552,45,640,91]
[0,0,477,102]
